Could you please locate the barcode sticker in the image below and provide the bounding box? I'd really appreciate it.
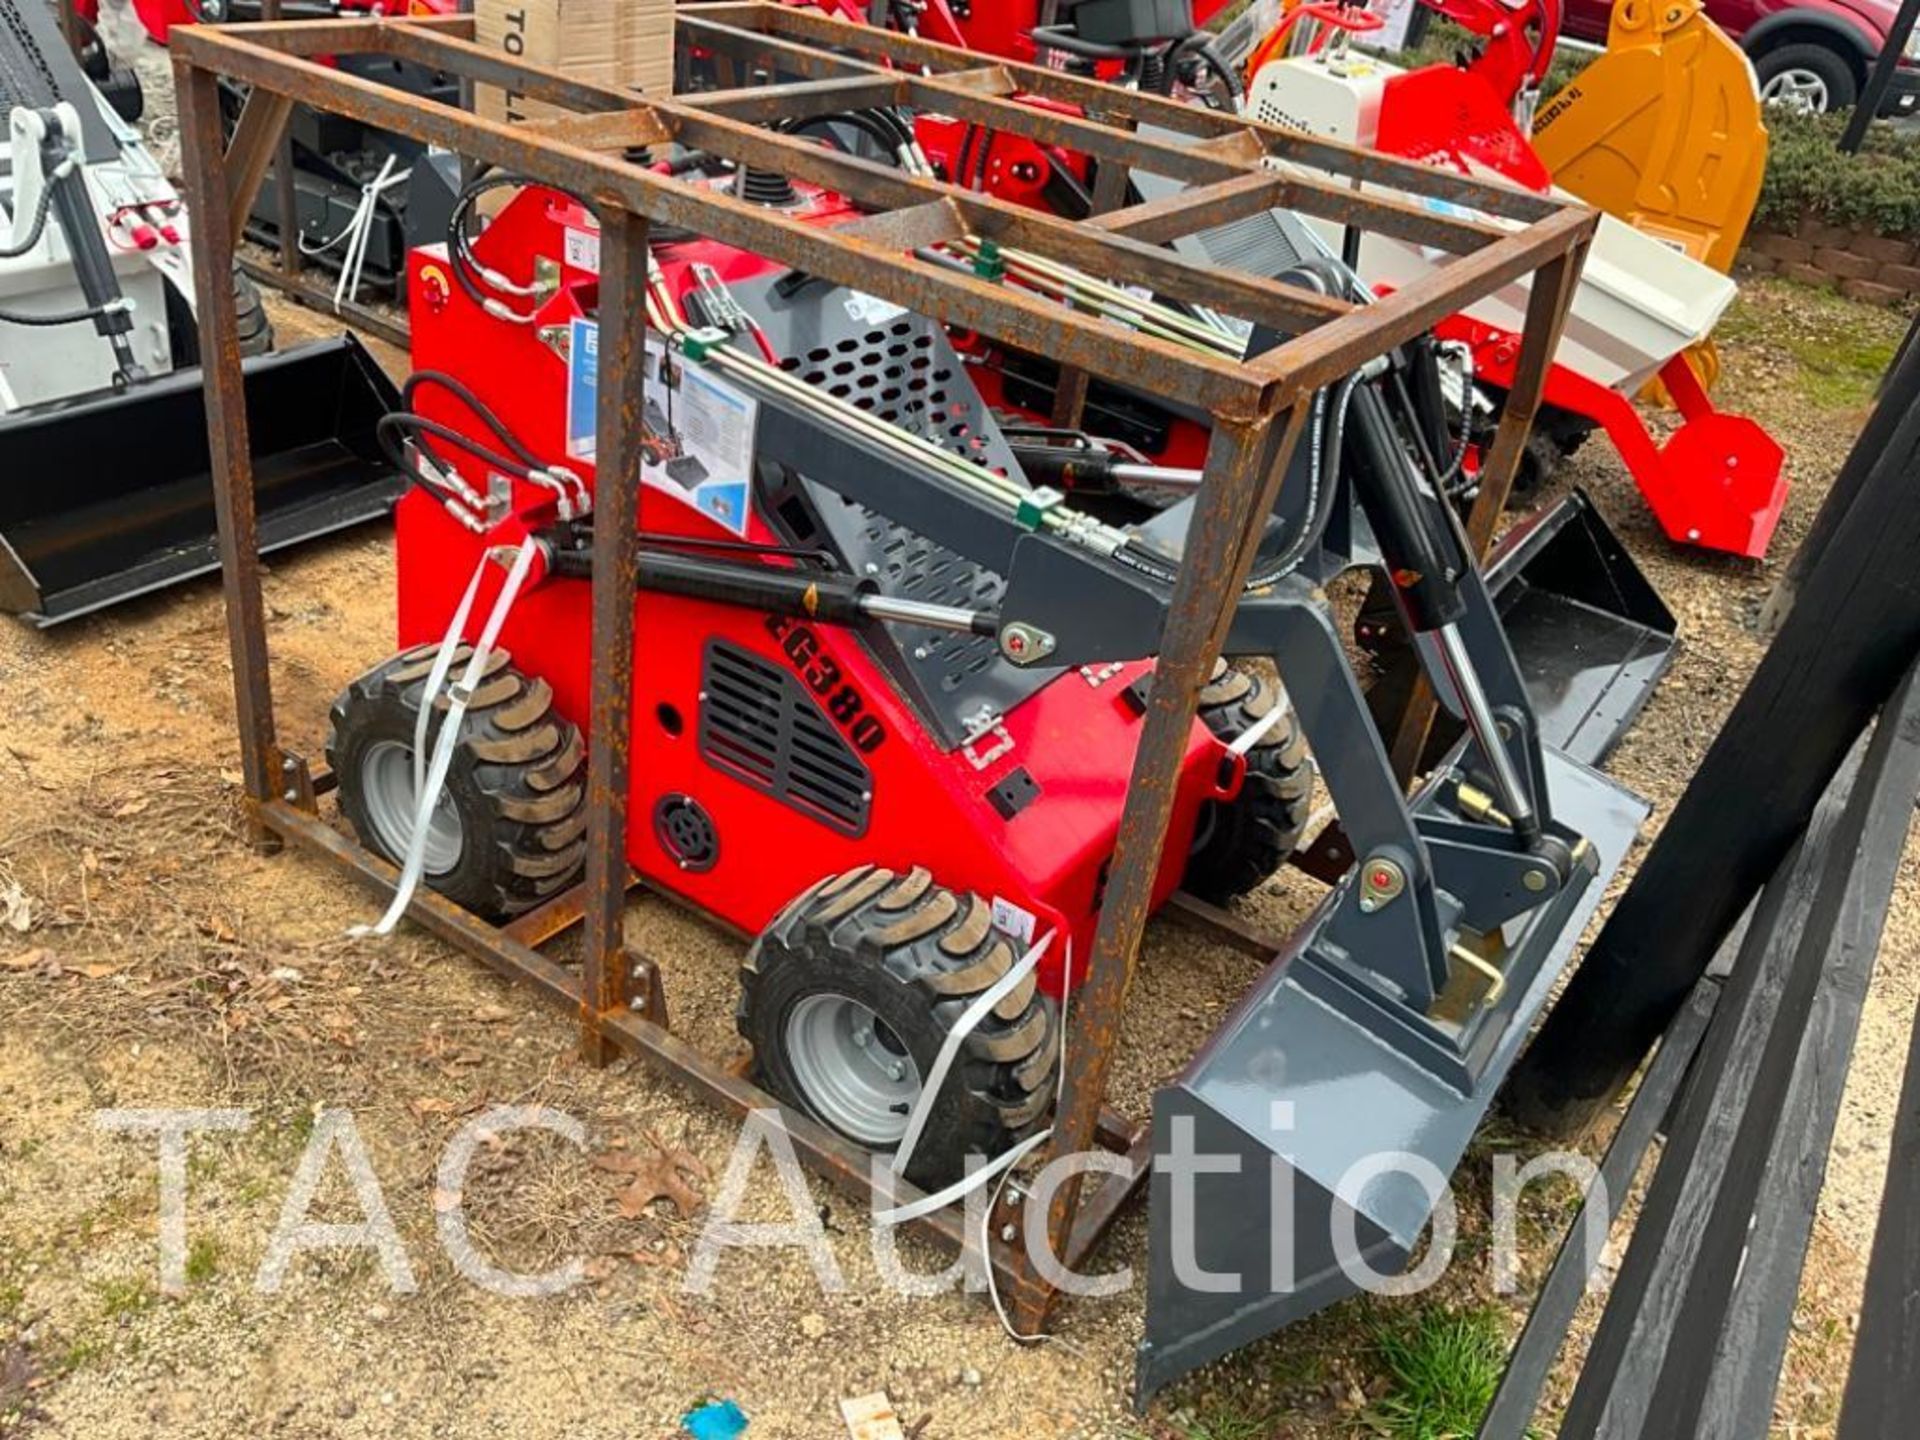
[563,226,600,274]
[991,897,1038,945]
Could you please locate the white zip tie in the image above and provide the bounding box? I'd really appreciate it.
[889,931,1053,1179]
[352,536,540,939]
[312,155,410,312]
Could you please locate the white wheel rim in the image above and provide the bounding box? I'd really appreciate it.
[785,994,924,1146]
[1762,69,1832,113]
[360,739,465,877]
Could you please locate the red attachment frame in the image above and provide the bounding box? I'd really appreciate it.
[806,0,1789,558]
[1438,313,1787,557]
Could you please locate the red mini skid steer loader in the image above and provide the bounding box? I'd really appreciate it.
[334,179,1316,1186]
[309,88,1646,1403]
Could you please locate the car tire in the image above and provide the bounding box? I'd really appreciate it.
[1755,42,1858,113]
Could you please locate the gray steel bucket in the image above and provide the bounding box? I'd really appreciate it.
[1135,741,1649,1406]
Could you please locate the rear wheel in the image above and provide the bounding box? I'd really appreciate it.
[1756,43,1857,113]
[1183,665,1312,904]
[739,865,1059,1191]
[327,646,589,919]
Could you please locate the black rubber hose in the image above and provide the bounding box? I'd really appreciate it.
[1168,33,1245,111]
[376,413,536,483]
[0,181,55,260]
[0,300,118,327]
[782,109,909,161]
[401,369,546,471]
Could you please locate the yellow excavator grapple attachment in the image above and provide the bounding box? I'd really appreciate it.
[1531,0,1768,275]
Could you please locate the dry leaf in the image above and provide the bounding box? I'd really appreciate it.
[598,1140,711,1219]
[77,963,120,981]
[112,798,150,819]
[431,1187,463,1215]
[1,949,50,972]
[471,1004,513,1025]
[408,1097,455,1120]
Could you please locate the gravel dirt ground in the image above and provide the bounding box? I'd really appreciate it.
[3,13,1918,1438]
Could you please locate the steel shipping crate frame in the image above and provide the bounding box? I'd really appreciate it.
[167,0,1597,1374]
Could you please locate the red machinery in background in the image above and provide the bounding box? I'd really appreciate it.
[793,0,1788,560]
[71,0,409,41]
[794,0,1245,66]
[1246,0,1784,557]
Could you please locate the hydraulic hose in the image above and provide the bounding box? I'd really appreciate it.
[0,299,126,327]
[0,179,57,259]
[376,413,537,483]
[401,369,547,472]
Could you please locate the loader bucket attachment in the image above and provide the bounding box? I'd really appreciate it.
[1135,744,1649,1409]
[1482,490,1677,766]
[0,336,401,626]
[1365,492,1677,768]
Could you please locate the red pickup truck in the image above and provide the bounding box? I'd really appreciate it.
[1561,0,1920,114]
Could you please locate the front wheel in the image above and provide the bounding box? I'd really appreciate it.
[739,866,1059,1192]
[1183,666,1312,905]
[327,646,589,919]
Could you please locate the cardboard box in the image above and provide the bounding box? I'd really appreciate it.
[474,0,675,126]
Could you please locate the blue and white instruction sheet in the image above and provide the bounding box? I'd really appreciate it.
[564,317,758,537]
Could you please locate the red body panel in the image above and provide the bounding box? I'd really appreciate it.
[401,189,1235,995]
[1373,66,1554,191]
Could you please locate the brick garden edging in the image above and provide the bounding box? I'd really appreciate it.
[1741,214,1920,307]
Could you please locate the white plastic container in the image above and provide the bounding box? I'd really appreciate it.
[1248,51,1737,392]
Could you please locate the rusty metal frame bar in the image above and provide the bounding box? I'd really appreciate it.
[172,4,1590,1337]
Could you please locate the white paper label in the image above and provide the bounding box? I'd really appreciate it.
[563,225,601,275]
[844,290,908,327]
[991,896,1039,946]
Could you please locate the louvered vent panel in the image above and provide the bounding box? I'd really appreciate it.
[699,641,871,837]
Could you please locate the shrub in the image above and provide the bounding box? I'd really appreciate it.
[1756,106,1920,237]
